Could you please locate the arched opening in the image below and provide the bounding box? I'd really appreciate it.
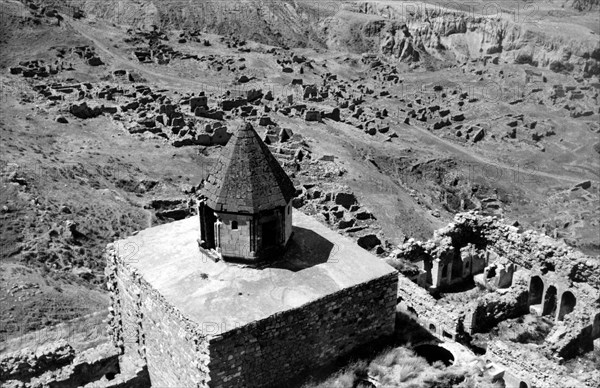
[429,323,436,332]
[592,313,600,339]
[519,382,528,388]
[557,291,576,321]
[231,221,238,230]
[529,276,544,306]
[424,259,433,285]
[261,220,278,246]
[414,345,454,366]
[542,286,557,317]
[451,254,462,280]
[407,306,418,317]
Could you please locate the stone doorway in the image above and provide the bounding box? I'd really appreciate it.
[529,276,544,314]
[262,220,278,247]
[542,286,557,318]
[557,291,576,321]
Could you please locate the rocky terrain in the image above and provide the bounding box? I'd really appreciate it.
[0,0,598,386]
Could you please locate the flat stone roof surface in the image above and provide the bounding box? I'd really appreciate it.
[115,210,396,335]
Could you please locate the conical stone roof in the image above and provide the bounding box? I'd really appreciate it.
[202,122,296,213]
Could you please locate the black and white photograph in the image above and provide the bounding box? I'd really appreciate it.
[1,0,599,387]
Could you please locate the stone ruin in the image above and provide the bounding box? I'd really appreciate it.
[198,122,296,262]
[391,211,600,387]
[103,121,398,387]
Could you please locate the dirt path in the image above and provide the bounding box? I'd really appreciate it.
[393,118,598,185]
[66,18,211,91]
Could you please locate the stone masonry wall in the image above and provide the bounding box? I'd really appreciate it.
[105,244,211,388]
[465,284,529,334]
[208,272,398,388]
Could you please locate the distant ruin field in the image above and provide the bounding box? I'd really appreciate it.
[0,0,599,386]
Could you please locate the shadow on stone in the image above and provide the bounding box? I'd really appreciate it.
[263,226,335,272]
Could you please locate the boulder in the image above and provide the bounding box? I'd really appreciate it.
[304,110,321,122]
[472,128,485,143]
[159,104,176,117]
[55,116,68,124]
[247,89,263,102]
[303,85,318,99]
[335,192,357,209]
[574,180,591,190]
[221,98,247,111]
[70,102,102,119]
[121,101,139,112]
[332,210,345,219]
[433,119,450,130]
[356,210,374,220]
[292,197,304,208]
[190,96,208,111]
[357,234,381,250]
[259,115,274,126]
[86,57,103,66]
[102,106,118,114]
[338,218,356,229]
[292,55,306,63]
[323,108,340,121]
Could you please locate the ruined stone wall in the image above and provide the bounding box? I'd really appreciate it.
[208,272,398,388]
[105,244,211,388]
[392,212,600,289]
[487,340,600,388]
[544,310,597,359]
[465,284,529,334]
[395,275,463,339]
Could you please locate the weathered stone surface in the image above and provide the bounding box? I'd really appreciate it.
[0,340,75,381]
[304,110,321,122]
[334,192,357,209]
[190,96,208,111]
[202,122,295,213]
[108,210,398,388]
[70,102,102,119]
[357,234,381,250]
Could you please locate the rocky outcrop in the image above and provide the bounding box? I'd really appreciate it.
[339,2,600,76]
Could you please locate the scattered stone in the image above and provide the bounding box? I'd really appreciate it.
[304,110,321,122]
[357,234,381,250]
[472,128,485,143]
[574,180,591,190]
[335,192,357,209]
[70,102,102,119]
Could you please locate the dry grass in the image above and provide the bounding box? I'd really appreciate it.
[301,345,499,388]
